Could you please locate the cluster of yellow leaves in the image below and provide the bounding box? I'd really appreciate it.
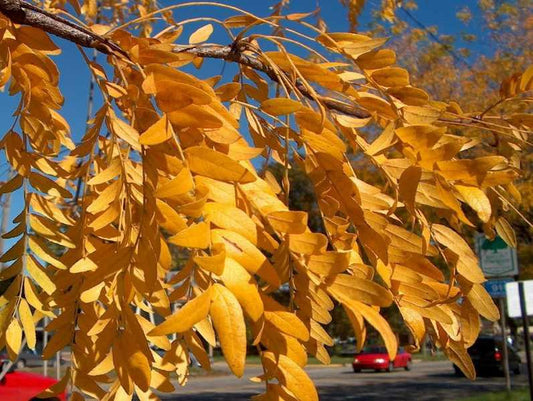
[0,3,530,401]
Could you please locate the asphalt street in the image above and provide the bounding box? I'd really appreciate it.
[159,360,529,400]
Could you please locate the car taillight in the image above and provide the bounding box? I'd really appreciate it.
[494,351,502,361]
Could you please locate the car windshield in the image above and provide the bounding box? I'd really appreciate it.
[360,346,387,354]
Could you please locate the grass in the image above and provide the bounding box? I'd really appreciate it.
[411,352,448,362]
[457,388,529,401]
[211,354,354,365]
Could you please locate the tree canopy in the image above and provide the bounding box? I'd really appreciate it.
[0,1,531,400]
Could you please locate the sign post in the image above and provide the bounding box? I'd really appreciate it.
[477,234,518,393]
[519,282,533,401]
[507,280,533,400]
[499,297,511,391]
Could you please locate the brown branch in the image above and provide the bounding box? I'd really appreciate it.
[0,0,127,57]
[182,45,371,119]
[0,0,371,118]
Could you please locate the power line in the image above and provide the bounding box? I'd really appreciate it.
[399,7,473,69]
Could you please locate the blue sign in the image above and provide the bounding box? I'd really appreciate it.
[484,278,514,298]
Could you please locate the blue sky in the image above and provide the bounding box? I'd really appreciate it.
[0,0,488,243]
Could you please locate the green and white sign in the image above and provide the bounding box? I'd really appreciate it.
[475,233,518,278]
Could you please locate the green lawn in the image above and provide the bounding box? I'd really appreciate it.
[457,388,529,401]
[212,354,354,365]
[211,352,447,365]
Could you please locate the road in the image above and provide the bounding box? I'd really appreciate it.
[159,360,529,400]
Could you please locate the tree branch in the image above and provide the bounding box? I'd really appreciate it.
[0,0,127,57]
[181,45,371,119]
[0,0,371,119]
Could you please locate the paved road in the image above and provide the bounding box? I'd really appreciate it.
[160,360,528,400]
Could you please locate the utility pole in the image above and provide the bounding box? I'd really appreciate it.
[499,297,511,391]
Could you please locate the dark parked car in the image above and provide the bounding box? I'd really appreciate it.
[454,336,521,376]
[352,346,412,372]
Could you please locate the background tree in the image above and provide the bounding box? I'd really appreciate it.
[0,1,530,400]
[338,0,533,276]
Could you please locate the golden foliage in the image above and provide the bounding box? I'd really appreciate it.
[0,1,531,399]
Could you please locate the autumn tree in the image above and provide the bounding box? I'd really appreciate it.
[339,0,533,275]
[0,1,531,400]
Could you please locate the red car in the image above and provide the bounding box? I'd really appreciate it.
[352,346,412,373]
[0,367,66,400]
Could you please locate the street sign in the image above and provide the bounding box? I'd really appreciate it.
[484,278,513,298]
[506,280,533,318]
[475,233,518,278]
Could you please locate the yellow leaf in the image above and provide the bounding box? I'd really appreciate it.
[16,26,61,55]
[155,167,194,199]
[356,49,396,70]
[446,340,476,380]
[435,178,473,226]
[193,244,226,275]
[189,24,214,44]
[495,217,517,248]
[36,368,71,399]
[88,202,120,231]
[88,352,114,376]
[216,82,241,101]
[262,295,309,341]
[80,282,105,303]
[86,179,122,214]
[156,199,187,234]
[210,283,246,377]
[460,280,500,322]
[117,332,151,392]
[388,86,429,106]
[455,185,492,223]
[168,105,223,129]
[27,255,56,295]
[29,236,67,270]
[139,114,173,145]
[262,352,318,401]
[327,274,392,307]
[149,289,212,336]
[402,105,441,125]
[18,299,36,350]
[308,251,350,276]
[371,67,410,87]
[109,115,140,150]
[6,319,22,361]
[266,210,308,234]
[344,300,397,361]
[194,318,216,347]
[155,81,212,112]
[168,222,211,249]
[224,14,260,28]
[432,224,485,284]
[288,232,328,255]
[218,258,264,322]
[398,165,421,214]
[204,202,257,244]
[211,229,280,287]
[260,98,303,115]
[70,256,98,273]
[184,146,256,183]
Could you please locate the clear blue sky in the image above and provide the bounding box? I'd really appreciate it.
[0,0,486,242]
